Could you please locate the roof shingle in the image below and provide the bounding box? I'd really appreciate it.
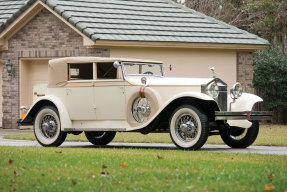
[0,0,269,45]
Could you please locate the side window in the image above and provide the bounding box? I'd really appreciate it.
[97,63,117,79]
[69,63,93,80]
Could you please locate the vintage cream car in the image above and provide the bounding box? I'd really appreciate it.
[19,57,272,150]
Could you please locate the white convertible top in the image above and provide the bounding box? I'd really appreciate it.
[48,57,163,87]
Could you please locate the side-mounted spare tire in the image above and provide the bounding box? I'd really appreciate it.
[126,86,162,127]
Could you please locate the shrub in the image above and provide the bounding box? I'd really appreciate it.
[253,47,287,112]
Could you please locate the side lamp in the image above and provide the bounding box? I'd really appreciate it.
[5,59,15,78]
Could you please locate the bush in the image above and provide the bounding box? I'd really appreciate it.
[253,47,287,112]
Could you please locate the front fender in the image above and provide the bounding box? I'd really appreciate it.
[227,93,263,128]
[128,91,217,131]
[21,96,72,130]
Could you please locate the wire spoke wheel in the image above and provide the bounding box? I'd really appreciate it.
[34,106,67,147]
[40,114,58,139]
[175,113,198,143]
[169,105,209,150]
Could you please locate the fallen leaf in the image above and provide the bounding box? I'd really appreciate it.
[120,162,127,167]
[88,173,95,178]
[264,184,275,191]
[186,186,194,189]
[267,173,274,181]
[71,180,77,186]
[100,171,109,177]
[55,151,62,154]
[13,171,19,176]
[102,164,107,169]
[56,176,61,181]
[218,165,222,169]
[9,160,13,165]
[157,155,164,160]
[10,179,15,183]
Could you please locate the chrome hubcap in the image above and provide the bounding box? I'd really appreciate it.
[40,114,58,138]
[132,97,151,123]
[175,114,198,142]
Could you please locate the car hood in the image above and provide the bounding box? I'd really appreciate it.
[126,77,214,86]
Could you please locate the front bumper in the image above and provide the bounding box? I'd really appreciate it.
[215,111,272,120]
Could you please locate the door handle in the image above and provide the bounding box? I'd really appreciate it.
[66,88,71,95]
[119,86,125,94]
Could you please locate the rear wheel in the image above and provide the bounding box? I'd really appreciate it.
[220,120,259,148]
[85,132,116,145]
[34,106,67,147]
[169,105,209,150]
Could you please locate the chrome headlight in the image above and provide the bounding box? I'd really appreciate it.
[206,82,219,98]
[230,83,243,99]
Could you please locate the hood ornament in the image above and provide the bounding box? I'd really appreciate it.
[209,67,216,78]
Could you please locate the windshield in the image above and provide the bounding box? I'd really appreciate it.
[122,62,164,77]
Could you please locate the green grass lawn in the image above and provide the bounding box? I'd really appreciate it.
[5,124,287,146]
[0,146,286,192]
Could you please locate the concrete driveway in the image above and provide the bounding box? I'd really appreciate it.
[1,129,287,155]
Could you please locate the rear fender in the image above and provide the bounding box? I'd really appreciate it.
[21,96,72,130]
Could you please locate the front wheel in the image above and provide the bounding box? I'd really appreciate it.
[169,105,209,150]
[85,132,116,145]
[34,106,67,147]
[220,120,259,148]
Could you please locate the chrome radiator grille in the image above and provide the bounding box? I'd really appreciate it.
[201,79,227,111]
[216,83,227,111]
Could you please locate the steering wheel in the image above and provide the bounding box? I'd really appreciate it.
[143,71,153,75]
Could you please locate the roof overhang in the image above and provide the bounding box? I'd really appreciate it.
[0,1,44,51]
[0,0,268,52]
[92,40,268,51]
[0,0,94,51]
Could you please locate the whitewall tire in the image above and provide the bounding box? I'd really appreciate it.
[169,105,209,150]
[34,106,67,147]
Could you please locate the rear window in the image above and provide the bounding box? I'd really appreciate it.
[68,63,93,80]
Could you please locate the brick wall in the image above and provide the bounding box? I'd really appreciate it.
[237,52,254,94]
[1,9,110,129]
[0,52,2,127]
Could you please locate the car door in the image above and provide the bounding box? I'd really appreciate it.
[65,63,96,120]
[93,62,126,120]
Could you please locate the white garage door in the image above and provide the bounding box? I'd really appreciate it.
[0,62,2,127]
[20,59,49,108]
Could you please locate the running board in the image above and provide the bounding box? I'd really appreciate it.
[63,127,127,132]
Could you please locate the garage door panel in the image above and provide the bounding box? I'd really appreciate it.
[20,59,49,108]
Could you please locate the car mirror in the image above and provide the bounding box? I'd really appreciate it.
[113,61,121,69]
